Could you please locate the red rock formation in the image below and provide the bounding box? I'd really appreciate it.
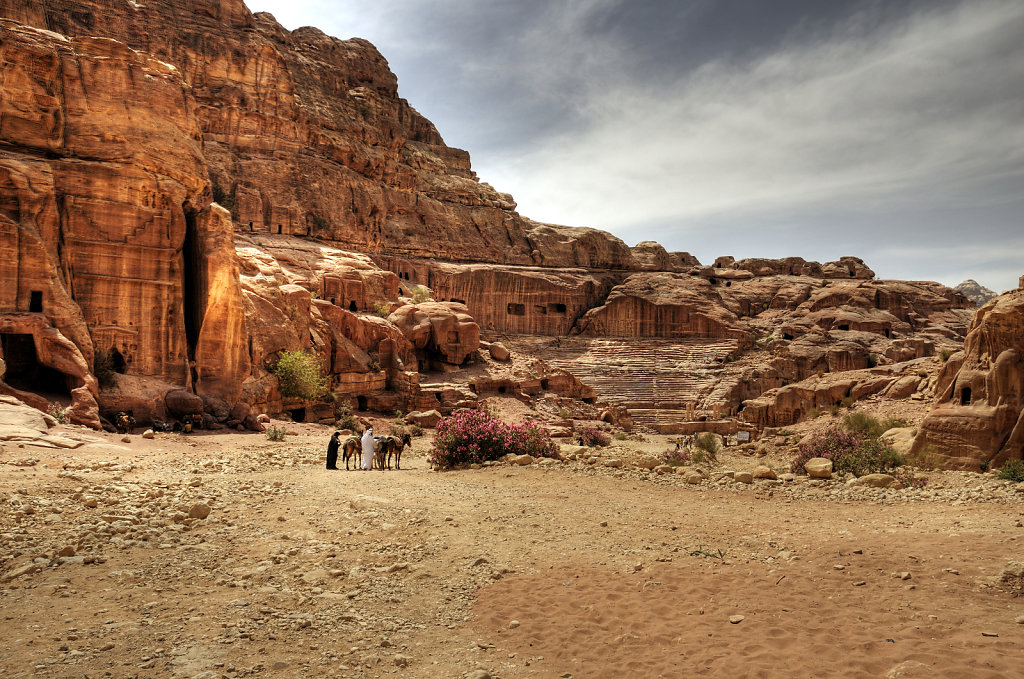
[575,274,752,341]
[914,290,1024,469]
[388,302,480,368]
[0,2,984,436]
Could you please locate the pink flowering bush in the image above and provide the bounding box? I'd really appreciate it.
[575,425,611,447]
[429,409,560,470]
[790,426,904,476]
[660,446,691,467]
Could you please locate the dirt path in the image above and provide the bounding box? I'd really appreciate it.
[2,426,1024,678]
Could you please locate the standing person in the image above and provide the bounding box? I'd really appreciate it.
[360,426,375,470]
[326,431,340,470]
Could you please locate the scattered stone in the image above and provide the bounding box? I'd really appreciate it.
[188,503,212,520]
[734,472,753,484]
[752,466,777,480]
[848,473,899,489]
[603,459,624,468]
[466,670,492,679]
[511,454,535,466]
[981,631,999,638]
[508,620,520,629]
[56,545,76,558]
[685,472,703,485]
[488,343,510,361]
[804,458,833,479]
[120,436,131,443]
[728,615,745,624]
[393,654,411,668]
[142,429,155,439]
[636,456,660,470]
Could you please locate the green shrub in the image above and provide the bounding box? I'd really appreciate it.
[373,301,392,317]
[806,407,821,420]
[996,459,1024,483]
[409,424,424,437]
[840,396,854,408]
[867,353,879,368]
[273,350,327,400]
[613,432,627,441]
[843,413,907,439]
[938,349,953,362]
[558,407,571,420]
[265,426,287,442]
[411,286,432,303]
[47,402,68,424]
[694,433,720,459]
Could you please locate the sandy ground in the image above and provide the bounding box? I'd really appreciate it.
[3,416,1024,679]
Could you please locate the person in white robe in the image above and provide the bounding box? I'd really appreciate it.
[361,427,375,470]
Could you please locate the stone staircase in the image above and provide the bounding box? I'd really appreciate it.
[508,336,740,429]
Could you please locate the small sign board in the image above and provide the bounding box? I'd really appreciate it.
[736,431,751,443]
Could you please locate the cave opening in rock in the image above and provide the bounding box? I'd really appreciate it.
[838,324,850,331]
[540,379,550,390]
[290,408,306,422]
[109,347,127,374]
[29,290,43,312]
[349,301,358,312]
[549,303,567,314]
[277,224,282,234]
[357,395,367,411]
[783,333,794,340]
[0,332,70,398]
[961,387,972,406]
[182,204,202,363]
[497,386,507,394]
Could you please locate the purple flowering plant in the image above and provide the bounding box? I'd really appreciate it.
[790,426,904,476]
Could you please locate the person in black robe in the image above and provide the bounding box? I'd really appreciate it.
[326,431,341,470]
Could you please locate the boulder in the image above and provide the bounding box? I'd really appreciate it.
[752,465,777,480]
[165,390,205,418]
[511,454,534,466]
[847,473,899,489]
[488,342,510,361]
[734,471,754,484]
[880,427,917,457]
[636,456,660,470]
[405,410,442,427]
[804,458,833,479]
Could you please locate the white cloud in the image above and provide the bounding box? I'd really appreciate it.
[477,0,1024,237]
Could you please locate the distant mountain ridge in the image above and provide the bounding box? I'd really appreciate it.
[954,280,997,307]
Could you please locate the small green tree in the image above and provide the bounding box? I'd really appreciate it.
[273,350,327,400]
[411,286,432,303]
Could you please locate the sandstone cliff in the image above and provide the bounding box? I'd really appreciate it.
[0,1,989,466]
[913,290,1024,469]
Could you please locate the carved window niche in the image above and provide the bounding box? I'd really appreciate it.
[548,303,567,314]
[507,303,525,316]
[534,305,547,315]
[29,291,43,313]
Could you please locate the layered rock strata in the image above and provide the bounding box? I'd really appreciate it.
[913,290,1024,469]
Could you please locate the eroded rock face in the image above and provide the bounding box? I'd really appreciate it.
[388,302,481,367]
[0,20,234,425]
[914,291,1024,469]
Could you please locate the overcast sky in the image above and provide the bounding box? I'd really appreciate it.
[247,0,1024,293]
